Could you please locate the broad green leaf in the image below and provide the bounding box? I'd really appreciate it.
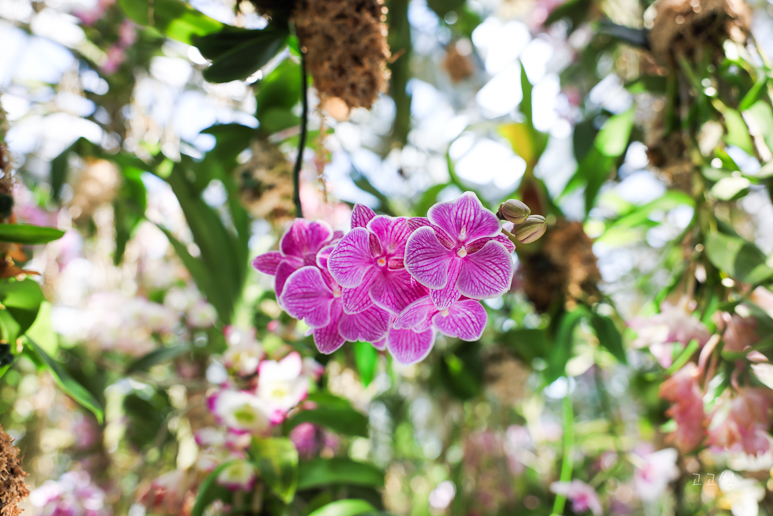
[283,407,369,438]
[354,341,378,387]
[594,107,635,157]
[297,458,384,491]
[194,28,266,59]
[502,327,548,363]
[709,176,750,201]
[25,339,103,422]
[257,59,302,126]
[0,224,65,245]
[202,28,288,83]
[259,108,302,135]
[436,341,483,400]
[307,500,376,516]
[191,460,237,516]
[744,100,773,158]
[739,75,768,112]
[305,392,355,409]
[704,232,773,285]
[590,314,626,363]
[718,104,754,155]
[119,0,223,45]
[125,345,190,374]
[25,301,57,355]
[251,437,299,504]
[414,182,450,217]
[547,307,589,383]
[0,279,44,341]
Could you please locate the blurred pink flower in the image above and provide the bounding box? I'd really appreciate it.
[30,471,111,516]
[101,45,126,75]
[709,388,773,456]
[72,0,116,25]
[632,446,679,502]
[715,312,760,353]
[141,469,191,514]
[659,363,707,452]
[118,20,137,47]
[629,299,710,368]
[550,480,602,515]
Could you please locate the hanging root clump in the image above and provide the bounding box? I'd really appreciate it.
[293,0,391,111]
[518,220,601,313]
[0,425,29,516]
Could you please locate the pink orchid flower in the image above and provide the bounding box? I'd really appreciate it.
[550,480,602,515]
[632,446,679,502]
[252,219,341,300]
[328,208,425,314]
[709,388,773,456]
[659,363,708,452]
[404,192,514,309]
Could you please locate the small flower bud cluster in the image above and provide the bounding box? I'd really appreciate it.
[497,199,547,244]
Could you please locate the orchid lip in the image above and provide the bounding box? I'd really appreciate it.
[333,289,342,298]
[377,257,387,267]
[440,309,449,317]
[456,247,467,258]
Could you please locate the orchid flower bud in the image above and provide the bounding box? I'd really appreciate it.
[514,215,547,244]
[497,199,531,224]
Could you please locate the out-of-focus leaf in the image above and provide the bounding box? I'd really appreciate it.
[256,59,302,124]
[201,28,288,84]
[307,500,376,516]
[305,392,355,409]
[0,279,44,341]
[252,437,299,504]
[297,458,384,491]
[119,0,223,45]
[0,224,65,245]
[191,460,236,516]
[124,391,171,449]
[590,314,626,363]
[426,0,465,18]
[125,345,190,374]
[414,183,450,216]
[354,341,378,387]
[547,307,589,383]
[718,104,754,155]
[573,118,597,163]
[602,190,695,232]
[25,301,56,355]
[597,20,648,47]
[709,176,750,201]
[24,339,103,422]
[744,100,773,157]
[594,107,635,157]
[705,232,773,285]
[350,167,396,216]
[114,166,148,264]
[501,327,548,363]
[739,76,768,112]
[283,407,369,438]
[259,109,301,135]
[436,340,483,400]
[545,0,592,29]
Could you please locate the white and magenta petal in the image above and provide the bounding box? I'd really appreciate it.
[275,259,303,299]
[371,338,386,350]
[457,241,513,299]
[252,251,282,275]
[386,327,436,365]
[393,296,436,331]
[312,300,346,354]
[328,228,375,288]
[404,226,454,290]
[341,268,378,314]
[432,299,487,341]
[280,219,334,258]
[338,305,390,343]
[467,234,515,254]
[351,204,377,229]
[429,257,463,310]
[281,266,335,328]
[367,216,411,256]
[370,268,427,314]
[427,192,501,244]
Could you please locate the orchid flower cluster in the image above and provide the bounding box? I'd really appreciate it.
[252,192,545,364]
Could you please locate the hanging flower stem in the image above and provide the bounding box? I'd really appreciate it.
[292,45,308,219]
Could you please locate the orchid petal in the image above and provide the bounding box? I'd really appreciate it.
[342,268,378,314]
[432,299,487,341]
[339,304,390,342]
[427,191,500,244]
[313,300,346,353]
[371,268,427,314]
[328,228,374,288]
[387,327,436,365]
[280,219,334,258]
[281,266,334,327]
[275,259,302,299]
[393,296,436,330]
[371,338,386,350]
[405,227,454,289]
[368,216,411,256]
[467,234,515,254]
[252,251,282,275]
[430,257,463,310]
[315,244,336,270]
[457,241,513,299]
[351,204,377,229]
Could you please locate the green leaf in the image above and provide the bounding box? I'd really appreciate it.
[257,59,302,130]
[744,100,773,158]
[24,339,103,422]
[718,104,754,155]
[354,341,378,387]
[414,183,450,217]
[125,345,190,374]
[305,392,355,409]
[307,500,376,516]
[297,458,384,491]
[704,232,773,285]
[601,190,695,233]
[709,176,751,201]
[283,407,369,438]
[0,224,65,245]
[114,166,148,264]
[547,307,589,383]
[590,314,626,363]
[251,437,299,504]
[202,28,288,84]
[25,301,57,355]
[0,279,45,343]
[501,327,548,363]
[119,0,223,45]
[191,460,237,516]
[594,107,635,157]
[739,75,767,112]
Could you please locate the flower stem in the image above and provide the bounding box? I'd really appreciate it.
[292,44,308,219]
[552,394,575,516]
